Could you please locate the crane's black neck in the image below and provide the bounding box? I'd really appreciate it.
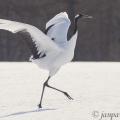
[73,18,79,35]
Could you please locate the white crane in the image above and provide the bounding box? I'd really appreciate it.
[0,12,92,108]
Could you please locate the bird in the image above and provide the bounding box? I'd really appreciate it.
[0,12,92,108]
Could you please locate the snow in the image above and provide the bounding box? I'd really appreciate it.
[0,62,120,120]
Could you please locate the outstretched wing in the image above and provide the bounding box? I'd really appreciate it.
[45,12,71,44]
[0,19,61,59]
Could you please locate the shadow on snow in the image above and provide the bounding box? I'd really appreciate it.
[0,108,57,118]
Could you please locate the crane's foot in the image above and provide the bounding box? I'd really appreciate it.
[38,104,42,108]
[63,92,73,100]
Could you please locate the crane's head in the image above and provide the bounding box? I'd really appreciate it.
[75,13,93,21]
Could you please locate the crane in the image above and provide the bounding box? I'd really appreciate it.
[0,12,92,108]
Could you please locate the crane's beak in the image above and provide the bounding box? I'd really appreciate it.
[83,15,93,18]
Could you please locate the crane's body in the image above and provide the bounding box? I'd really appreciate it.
[30,31,78,71]
[0,12,92,108]
[29,12,77,72]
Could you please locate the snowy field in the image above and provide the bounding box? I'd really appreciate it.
[0,62,120,120]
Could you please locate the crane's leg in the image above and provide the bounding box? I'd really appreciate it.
[46,67,73,99]
[46,83,73,100]
[38,76,73,108]
[38,76,50,108]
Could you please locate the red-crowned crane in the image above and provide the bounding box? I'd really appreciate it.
[0,12,92,108]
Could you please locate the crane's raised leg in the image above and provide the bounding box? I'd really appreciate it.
[38,76,73,108]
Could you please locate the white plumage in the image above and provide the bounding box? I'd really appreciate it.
[0,12,75,72]
[0,12,92,108]
[46,12,71,44]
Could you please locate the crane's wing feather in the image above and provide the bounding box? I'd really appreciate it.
[45,12,71,44]
[0,19,61,59]
[16,29,42,59]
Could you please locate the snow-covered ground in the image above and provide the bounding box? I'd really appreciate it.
[0,62,120,120]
